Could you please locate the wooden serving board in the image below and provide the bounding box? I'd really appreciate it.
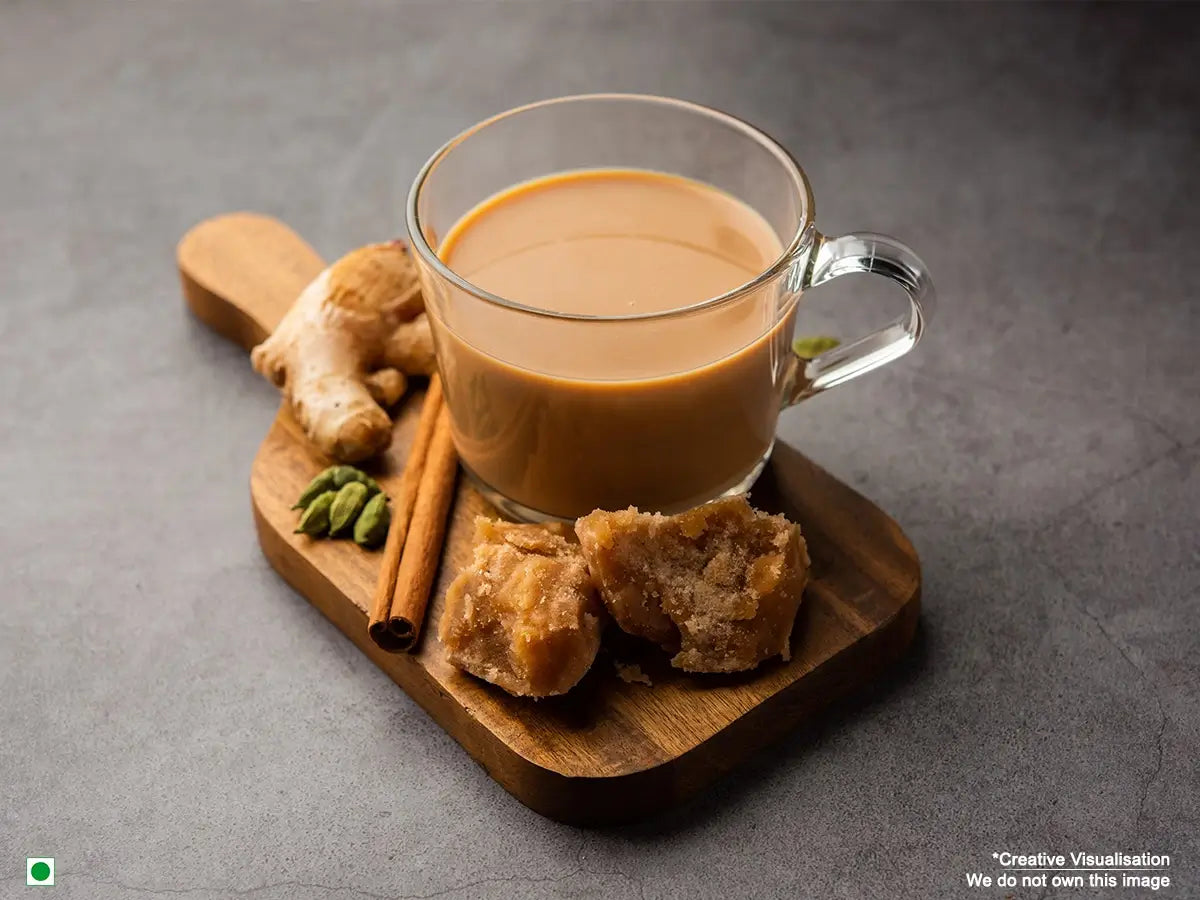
[178,212,921,825]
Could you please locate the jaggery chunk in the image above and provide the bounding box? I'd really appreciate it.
[575,496,810,673]
[439,518,603,697]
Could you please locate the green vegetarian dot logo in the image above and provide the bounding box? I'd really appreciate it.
[27,857,55,886]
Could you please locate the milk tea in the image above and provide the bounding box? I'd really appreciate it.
[433,168,793,518]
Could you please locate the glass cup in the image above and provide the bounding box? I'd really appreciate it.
[406,94,934,522]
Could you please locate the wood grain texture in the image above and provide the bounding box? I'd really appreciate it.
[179,213,922,825]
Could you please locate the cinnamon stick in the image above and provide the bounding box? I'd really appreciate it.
[384,403,458,650]
[367,375,447,651]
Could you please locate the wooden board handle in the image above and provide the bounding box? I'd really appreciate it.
[177,212,327,351]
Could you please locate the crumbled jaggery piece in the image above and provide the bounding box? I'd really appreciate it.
[614,661,653,686]
[439,518,603,698]
[575,496,809,673]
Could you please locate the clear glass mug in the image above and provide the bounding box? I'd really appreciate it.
[406,94,934,522]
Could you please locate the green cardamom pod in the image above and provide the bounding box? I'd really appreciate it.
[293,466,339,509]
[329,482,369,536]
[353,492,391,549]
[332,465,381,495]
[792,335,841,359]
[294,490,336,536]
[331,465,361,489]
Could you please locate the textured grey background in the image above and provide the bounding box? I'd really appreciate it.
[2,2,1197,899]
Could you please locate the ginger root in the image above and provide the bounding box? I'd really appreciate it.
[383,312,437,375]
[250,240,437,462]
[364,368,408,408]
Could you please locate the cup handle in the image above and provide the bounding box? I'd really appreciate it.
[787,231,935,403]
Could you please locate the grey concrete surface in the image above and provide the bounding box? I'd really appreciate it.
[2,2,1197,898]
